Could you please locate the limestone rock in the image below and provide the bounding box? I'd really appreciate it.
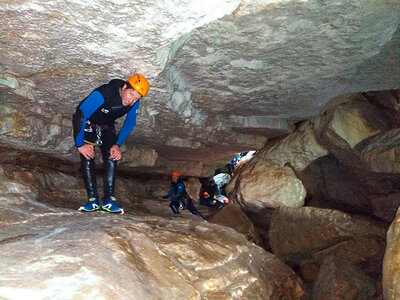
[312,256,376,300]
[257,120,328,172]
[360,128,400,173]
[0,174,305,299]
[228,160,306,211]
[120,145,158,167]
[184,177,201,201]
[0,0,399,174]
[329,98,389,148]
[297,235,385,283]
[314,96,391,169]
[270,206,387,290]
[383,206,400,299]
[298,154,400,223]
[210,204,260,245]
[269,206,387,260]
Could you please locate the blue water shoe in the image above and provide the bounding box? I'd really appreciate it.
[78,198,100,212]
[102,196,124,214]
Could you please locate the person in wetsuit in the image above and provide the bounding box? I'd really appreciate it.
[198,179,220,207]
[163,171,204,218]
[73,74,149,214]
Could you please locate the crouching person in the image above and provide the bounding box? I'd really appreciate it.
[163,171,204,219]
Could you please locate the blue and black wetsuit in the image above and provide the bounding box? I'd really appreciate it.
[73,79,139,149]
[164,180,203,218]
[72,79,140,201]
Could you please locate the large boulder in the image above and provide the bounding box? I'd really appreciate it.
[359,128,400,173]
[228,161,306,211]
[210,204,261,245]
[383,206,400,299]
[312,256,377,299]
[227,120,328,211]
[269,206,387,260]
[297,95,400,222]
[314,95,391,169]
[269,206,387,287]
[256,120,328,172]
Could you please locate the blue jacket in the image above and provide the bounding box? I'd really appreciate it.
[165,181,186,202]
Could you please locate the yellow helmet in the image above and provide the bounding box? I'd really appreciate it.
[127,74,149,97]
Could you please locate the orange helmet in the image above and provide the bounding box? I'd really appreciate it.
[171,171,180,177]
[127,74,149,97]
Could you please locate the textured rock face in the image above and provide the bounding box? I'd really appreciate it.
[269,207,386,297]
[0,163,305,299]
[299,93,400,222]
[383,207,400,300]
[329,98,389,148]
[360,128,400,173]
[0,1,399,175]
[226,119,327,211]
[228,161,306,210]
[228,92,399,216]
[312,256,377,299]
[210,204,261,245]
[255,120,328,172]
[268,206,387,260]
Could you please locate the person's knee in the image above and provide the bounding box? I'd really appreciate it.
[81,156,95,167]
[103,158,117,168]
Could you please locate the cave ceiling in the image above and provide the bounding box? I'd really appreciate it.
[0,0,399,176]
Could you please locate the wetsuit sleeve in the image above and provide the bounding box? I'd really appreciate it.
[115,101,140,147]
[74,91,105,147]
[165,186,174,199]
[171,183,184,202]
[217,185,221,197]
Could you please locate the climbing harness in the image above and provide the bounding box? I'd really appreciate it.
[95,125,103,146]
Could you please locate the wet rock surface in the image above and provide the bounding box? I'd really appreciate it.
[383,206,400,300]
[0,164,304,299]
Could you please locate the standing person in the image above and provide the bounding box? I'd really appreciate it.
[73,74,149,214]
[163,171,204,218]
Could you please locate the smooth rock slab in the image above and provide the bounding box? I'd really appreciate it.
[0,196,304,299]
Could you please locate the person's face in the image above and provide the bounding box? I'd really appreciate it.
[172,175,178,182]
[121,85,142,106]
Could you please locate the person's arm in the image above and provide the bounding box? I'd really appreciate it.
[163,185,174,199]
[216,185,222,197]
[74,91,104,147]
[115,101,140,147]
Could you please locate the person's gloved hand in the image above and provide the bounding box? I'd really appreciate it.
[162,196,168,199]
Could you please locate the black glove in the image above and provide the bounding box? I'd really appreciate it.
[162,196,168,199]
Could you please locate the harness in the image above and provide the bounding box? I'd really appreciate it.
[83,120,112,146]
[95,125,103,146]
[172,182,190,210]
